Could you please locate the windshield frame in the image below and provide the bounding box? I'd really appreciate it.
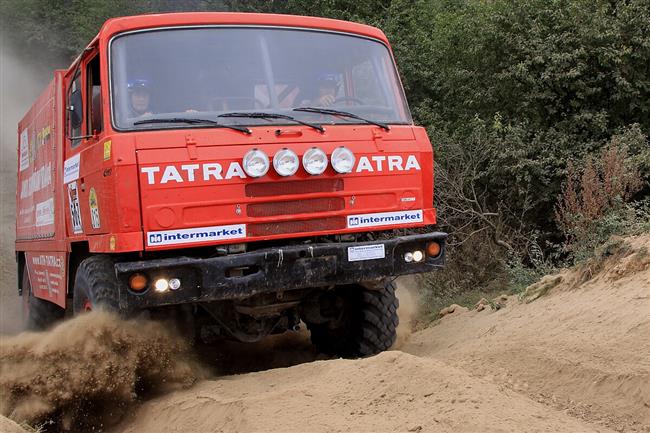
[108,25,413,132]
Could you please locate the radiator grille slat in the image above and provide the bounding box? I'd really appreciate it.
[248,217,346,237]
[247,197,345,218]
[245,179,344,198]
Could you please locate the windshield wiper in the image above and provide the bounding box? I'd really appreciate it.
[133,117,252,134]
[218,112,325,133]
[293,107,390,131]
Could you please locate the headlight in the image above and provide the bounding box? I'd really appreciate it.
[331,146,356,174]
[302,147,328,175]
[243,149,270,178]
[273,148,299,176]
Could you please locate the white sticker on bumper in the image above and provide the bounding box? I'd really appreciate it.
[347,209,423,229]
[348,244,385,262]
[147,224,246,246]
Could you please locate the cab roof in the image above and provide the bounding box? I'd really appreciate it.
[96,12,388,44]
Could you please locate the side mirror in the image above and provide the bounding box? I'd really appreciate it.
[68,90,83,129]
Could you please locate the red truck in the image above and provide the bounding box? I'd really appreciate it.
[15,12,446,357]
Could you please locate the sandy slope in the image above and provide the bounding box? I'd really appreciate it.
[109,235,649,433]
[404,235,650,432]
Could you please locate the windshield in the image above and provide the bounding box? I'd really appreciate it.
[110,27,412,130]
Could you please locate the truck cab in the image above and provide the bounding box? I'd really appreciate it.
[16,13,445,358]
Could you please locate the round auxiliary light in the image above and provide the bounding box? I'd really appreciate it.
[243,149,270,178]
[273,148,299,176]
[303,147,328,175]
[154,278,169,293]
[412,250,424,262]
[404,252,414,263]
[128,273,148,292]
[168,278,181,291]
[426,242,441,257]
[331,146,356,174]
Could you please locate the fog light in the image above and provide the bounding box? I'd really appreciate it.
[404,252,414,263]
[413,250,424,262]
[154,278,169,293]
[169,278,181,291]
[129,273,148,292]
[426,242,441,257]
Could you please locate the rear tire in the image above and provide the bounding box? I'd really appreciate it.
[72,255,120,314]
[307,280,399,358]
[22,265,65,330]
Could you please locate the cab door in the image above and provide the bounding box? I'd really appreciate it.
[64,48,112,239]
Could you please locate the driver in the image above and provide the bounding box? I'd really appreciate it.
[127,78,153,117]
[310,74,339,107]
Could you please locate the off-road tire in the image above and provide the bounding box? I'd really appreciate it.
[22,265,65,330]
[72,255,120,314]
[307,280,399,358]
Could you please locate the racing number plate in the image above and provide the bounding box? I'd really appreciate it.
[347,244,385,262]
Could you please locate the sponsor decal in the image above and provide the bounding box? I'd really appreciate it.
[347,210,423,229]
[140,155,421,185]
[147,224,246,247]
[63,153,81,184]
[103,140,112,161]
[19,129,29,171]
[35,198,55,227]
[67,182,83,234]
[19,162,52,199]
[89,187,101,229]
[348,244,385,262]
[27,252,65,298]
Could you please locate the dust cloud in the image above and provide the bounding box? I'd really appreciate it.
[393,275,419,349]
[0,311,204,432]
[0,35,51,335]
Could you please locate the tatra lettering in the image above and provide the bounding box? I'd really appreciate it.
[225,162,246,179]
[160,166,184,184]
[203,163,223,181]
[181,164,200,181]
[404,155,421,170]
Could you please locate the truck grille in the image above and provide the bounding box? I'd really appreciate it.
[247,197,345,218]
[248,216,346,236]
[245,179,344,197]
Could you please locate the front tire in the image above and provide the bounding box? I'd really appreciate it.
[307,280,399,358]
[22,265,64,330]
[72,255,120,314]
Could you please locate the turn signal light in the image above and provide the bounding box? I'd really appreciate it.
[129,273,148,292]
[426,242,441,257]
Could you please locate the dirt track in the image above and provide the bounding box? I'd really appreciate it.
[111,235,649,433]
[4,235,647,433]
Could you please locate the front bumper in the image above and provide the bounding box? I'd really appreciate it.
[114,232,447,311]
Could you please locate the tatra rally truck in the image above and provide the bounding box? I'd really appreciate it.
[15,12,446,358]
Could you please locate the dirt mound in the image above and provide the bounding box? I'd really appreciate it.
[116,350,608,433]
[0,312,203,431]
[406,234,650,432]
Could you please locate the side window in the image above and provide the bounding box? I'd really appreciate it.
[86,55,103,135]
[67,73,83,148]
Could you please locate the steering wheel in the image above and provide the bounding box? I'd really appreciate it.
[332,96,365,106]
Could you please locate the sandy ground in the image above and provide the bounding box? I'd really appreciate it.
[111,235,647,433]
[1,236,648,433]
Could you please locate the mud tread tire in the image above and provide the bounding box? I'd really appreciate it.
[308,280,399,358]
[72,255,120,314]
